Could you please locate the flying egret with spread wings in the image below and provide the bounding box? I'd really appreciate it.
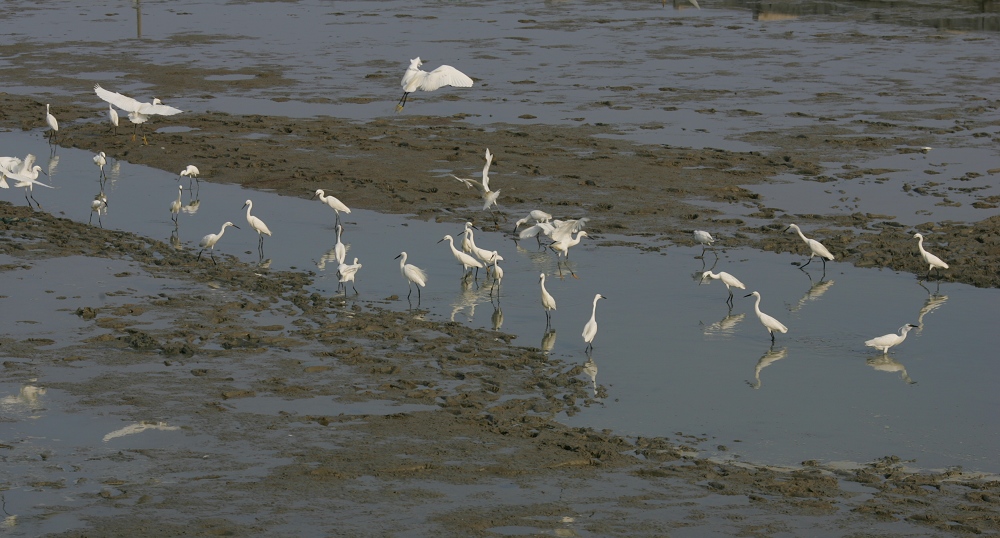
[94,84,183,144]
[396,57,473,111]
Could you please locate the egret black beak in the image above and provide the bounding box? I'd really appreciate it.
[744,293,753,298]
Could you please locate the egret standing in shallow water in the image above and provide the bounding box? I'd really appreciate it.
[582,293,607,353]
[4,154,51,209]
[312,189,351,226]
[198,221,239,264]
[539,273,556,328]
[45,104,59,144]
[489,251,504,297]
[866,324,919,355]
[693,230,715,255]
[242,199,272,259]
[334,224,347,265]
[94,84,183,144]
[179,165,200,192]
[913,233,949,280]
[785,224,835,270]
[337,257,362,295]
[701,270,746,307]
[745,291,788,343]
[395,252,428,304]
[107,103,119,135]
[169,185,184,225]
[90,192,108,227]
[438,234,483,276]
[396,57,474,111]
[93,152,107,182]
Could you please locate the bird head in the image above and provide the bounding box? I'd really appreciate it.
[411,57,423,68]
[312,189,324,199]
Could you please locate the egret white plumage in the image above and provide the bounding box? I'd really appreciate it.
[517,221,556,249]
[693,230,714,255]
[464,227,502,277]
[866,324,919,355]
[539,273,556,327]
[549,218,589,243]
[334,224,347,265]
[312,189,351,226]
[169,185,183,225]
[107,104,119,135]
[337,257,362,294]
[745,291,788,343]
[438,234,483,275]
[198,221,239,264]
[550,230,588,259]
[90,192,108,227]
[179,165,200,191]
[582,293,607,353]
[512,210,553,233]
[242,199,272,258]
[395,251,428,303]
[3,154,51,209]
[0,156,20,189]
[396,57,474,111]
[489,251,503,296]
[701,270,746,307]
[93,152,107,182]
[94,84,183,144]
[913,233,949,280]
[45,104,59,144]
[452,148,501,217]
[784,224,835,270]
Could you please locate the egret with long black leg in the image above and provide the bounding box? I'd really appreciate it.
[784,223,834,270]
[45,104,59,144]
[107,104,119,135]
[866,324,919,355]
[539,273,556,328]
[745,291,788,344]
[93,152,107,183]
[90,192,108,227]
[337,257,362,295]
[334,224,347,265]
[395,252,428,305]
[242,199,272,259]
[693,230,715,257]
[198,222,239,265]
[489,251,503,297]
[913,233,949,281]
[583,294,607,353]
[438,234,483,276]
[701,270,746,307]
[396,57,473,111]
[312,189,351,226]
[179,165,200,193]
[170,185,183,225]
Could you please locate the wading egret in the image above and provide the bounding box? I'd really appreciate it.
[396,57,473,111]
[107,104,119,135]
[179,165,200,191]
[784,224,834,270]
[489,251,503,296]
[549,218,589,243]
[518,221,556,249]
[512,210,553,233]
[334,224,347,265]
[550,230,588,259]
[90,192,108,227]
[94,84,183,144]
[93,152,107,181]
[461,221,476,253]
[701,270,746,307]
[169,185,183,224]
[539,273,556,327]
[0,156,21,189]
[45,104,59,144]
[582,293,607,353]
[4,154,51,209]
[745,291,788,343]
[693,230,714,254]
[395,252,428,303]
[242,199,272,258]
[312,189,351,226]
[865,324,919,355]
[913,233,949,280]
[438,234,483,275]
[337,257,362,294]
[198,221,239,264]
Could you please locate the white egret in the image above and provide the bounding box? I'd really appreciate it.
[438,234,483,275]
[0,156,22,188]
[337,257,362,294]
[913,233,949,280]
[452,148,501,216]
[94,84,183,144]
[693,230,715,255]
[518,221,556,249]
[312,189,351,226]
[549,218,589,243]
[334,224,347,265]
[45,104,59,144]
[461,221,476,253]
[701,270,746,307]
[489,251,504,296]
[395,252,428,303]
[179,165,200,191]
[107,103,119,135]
[90,192,108,227]
[550,230,588,259]
[539,273,556,327]
[582,293,607,353]
[865,324,919,355]
[169,185,183,225]
[784,223,835,270]
[512,210,553,233]
[464,227,502,278]
[744,291,788,343]
[198,221,240,264]
[3,154,51,209]
[396,57,474,111]
[93,152,107,182]
[242,199,272,258]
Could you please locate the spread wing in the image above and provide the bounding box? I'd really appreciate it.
[419,65,473,91]
[139,101,183,116]
[481,148,493,191]
[95,84,141,112]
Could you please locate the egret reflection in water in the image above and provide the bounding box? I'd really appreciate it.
[747,347,788,390]
[788,275,835,313]
[701,310,745,337]
[540,327,557,354]
[867,355,916,385]
[450,274,489,322]
[491,302,503,331]
[0,384,47,414]
[583,356,598,396]
[916,282,948,334]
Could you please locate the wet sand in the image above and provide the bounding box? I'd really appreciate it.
[3,90,1000,534]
